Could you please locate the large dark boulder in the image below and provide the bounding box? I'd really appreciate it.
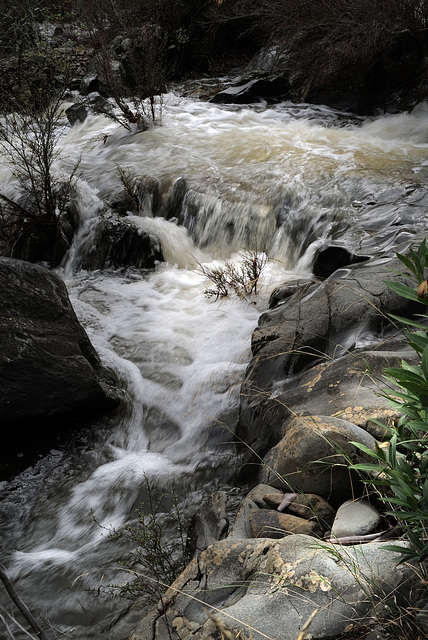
[2,213,76,267]
[0,258,120,432]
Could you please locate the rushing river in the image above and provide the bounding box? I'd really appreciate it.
[1,91,428,639]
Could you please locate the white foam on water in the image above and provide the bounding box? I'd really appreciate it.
[2,93,428,638]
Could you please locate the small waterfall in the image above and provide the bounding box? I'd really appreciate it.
[125,215,206,268]
[62,180,107,275]
[1,93,428,639]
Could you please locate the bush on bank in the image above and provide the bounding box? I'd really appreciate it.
[0,0,427,111]
[351,240,428,565]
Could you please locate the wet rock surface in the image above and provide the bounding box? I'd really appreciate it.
[137,240,428,639]
[75,216,163,271]
[237,252,420,459]
[210,75,291,105]
[0,258,120,433]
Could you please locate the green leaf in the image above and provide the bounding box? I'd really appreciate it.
[407,332,428,353]
[388,313,428,330]
[422,345,428,383]
[350,442,382,460]
[386,280,422,303]
[381,544,417,561]
[417,239,428,270]
[384,364,421,379]
[350,462,385,473]
[386,434,397,466]
[423,478,428,505]
[396,252,419,277]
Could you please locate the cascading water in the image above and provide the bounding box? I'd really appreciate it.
[1,91,428,639]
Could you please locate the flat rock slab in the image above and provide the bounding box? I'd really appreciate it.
[131,535,414,640]
[249,509,320,538]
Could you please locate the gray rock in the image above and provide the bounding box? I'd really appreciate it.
[363,631,389,640]
[0,258,119,432]
[268,278,316,309]
[227,497,259,540]
[245,486,334,536]
[80,73,109,96]
[210,75,290,105]
[131,535,414,640]
[249,509,320,538]
[416,601,428,635]
[331,500,382,538]
[259,415,376,506]
[86,91,113,115]
[247,483,282,507]
[238,253,421,461]
[188,491,229,556]
[280,493,335,533]
[65,102,88,125]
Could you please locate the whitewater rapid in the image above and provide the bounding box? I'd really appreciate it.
[1,92,428,639]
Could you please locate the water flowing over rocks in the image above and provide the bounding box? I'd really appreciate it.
[138,244,428,640]
[1,84,428,639]
[74,217,163,271]
[0,257,120,434]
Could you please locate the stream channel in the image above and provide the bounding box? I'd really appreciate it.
[1,90,428,639]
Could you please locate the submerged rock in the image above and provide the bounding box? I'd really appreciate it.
[0,258,120,433]
[77,217,163,271]
[210,75,290,104]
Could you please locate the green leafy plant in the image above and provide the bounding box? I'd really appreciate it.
[350,239,428,564]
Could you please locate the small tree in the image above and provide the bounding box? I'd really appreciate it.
[0,84,79,264]
[78,0,177,126]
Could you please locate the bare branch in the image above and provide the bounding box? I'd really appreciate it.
[0,567,48,640]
